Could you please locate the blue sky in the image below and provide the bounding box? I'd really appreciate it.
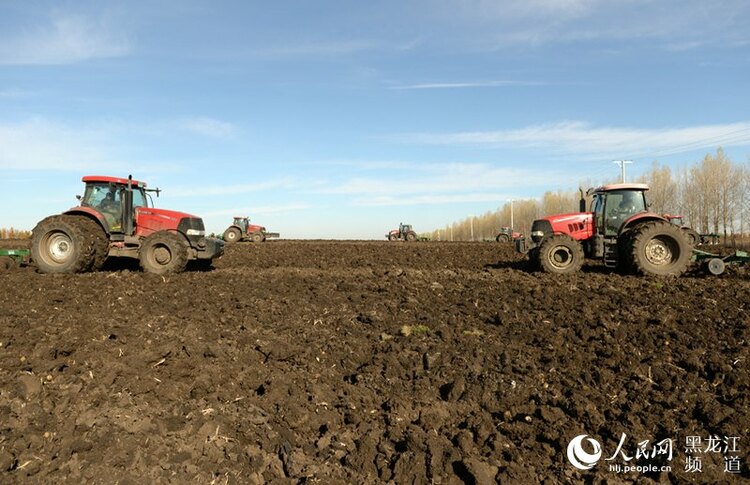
[1,0,749,238]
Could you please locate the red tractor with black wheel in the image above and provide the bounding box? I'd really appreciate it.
[495,226,522,243]
[386,223,418,242]
[222,216,280,243]
[31,175,224,275]
[516,183,693,276]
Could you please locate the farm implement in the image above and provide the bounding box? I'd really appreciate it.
[0,248,30,270]
[692,248,750,275]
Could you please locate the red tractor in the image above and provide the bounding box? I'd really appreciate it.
[516,183,693,276]
[387,223,417,241]
[495,226,522,243]
[222,216,280,243]
[31,175,224,274]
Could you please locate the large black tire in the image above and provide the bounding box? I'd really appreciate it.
[630,221,691,276]
[683,228,699,247]
[250,232,264,243]
[405,232,417,242]
[537,234,584,274]
[139,231,189,274]
[496,233,511,243]
[31,215,95,274]
[616,230,635,274]
[76,217,109,270]
[223,227,242,244]
[388,234,397,241]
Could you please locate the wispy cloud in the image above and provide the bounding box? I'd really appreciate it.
[400,121,750,159]
[0,118,116,171]
[203,204,313,217]
[0,12,129,65]
[252,40,378,58]
[170,178,301,197]
[389,80,548,90]
[177,117,238,138]
[353,192,514,207]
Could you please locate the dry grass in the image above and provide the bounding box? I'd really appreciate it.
[0,228,31,239]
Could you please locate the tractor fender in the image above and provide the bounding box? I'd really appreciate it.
[64,208,110,234]
[620,213,668,234]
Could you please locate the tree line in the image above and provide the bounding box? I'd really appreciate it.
[429,148,750,243]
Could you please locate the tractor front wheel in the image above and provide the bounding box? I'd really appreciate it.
[31,215,95,273]
[223,227,242,243]
[139,231,189,274]
[538,234,584,274]
[630,221,691,276]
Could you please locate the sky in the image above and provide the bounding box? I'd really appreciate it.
[1,0,749,238]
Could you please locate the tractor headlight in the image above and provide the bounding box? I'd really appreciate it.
[186,229,205,236]
[531,230,544,238]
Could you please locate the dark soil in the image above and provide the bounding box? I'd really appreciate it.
[0,240,748,483]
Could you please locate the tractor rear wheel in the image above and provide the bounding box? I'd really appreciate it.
[496,234,510,243]
[538,234,584,274]
[683,228,699,247]
[31,215,95,273]
[223,227,241,243]
[139,231,189,274]
[405,232,417,242]
[251,232,264,243]
[630,221,691,276]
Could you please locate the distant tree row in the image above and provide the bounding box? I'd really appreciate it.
[430,148,750,242]
[0,228,32,239]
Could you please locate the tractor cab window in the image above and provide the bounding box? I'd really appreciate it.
[604,190,646,235]
[132,188,148,209]
[82,183,123,231]
[592,194,605,234]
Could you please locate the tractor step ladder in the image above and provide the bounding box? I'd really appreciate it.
[603,244,618,268]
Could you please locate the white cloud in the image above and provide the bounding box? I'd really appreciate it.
[0,118,115,170]
[353,192,515,207]
[0,12,129,65]
[177,117,238,138]
[389,80,548,90]
[401,121,750,159]
[203,204,313,217]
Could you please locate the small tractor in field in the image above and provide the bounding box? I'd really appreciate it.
[663,214,700,246]
[31,175,224,274]
[516,183,693,276]
[495,227,522,243]
[387,223,418,242]
[222,216,280,243]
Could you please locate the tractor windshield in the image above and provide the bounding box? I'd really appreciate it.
[604,190,646,235]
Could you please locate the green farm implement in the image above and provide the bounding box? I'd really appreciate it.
[692,248,750,275]
[0,248,30,270]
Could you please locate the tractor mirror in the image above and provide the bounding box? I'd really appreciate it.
[76,195,82,201]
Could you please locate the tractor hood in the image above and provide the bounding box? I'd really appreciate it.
[136,207,205,237]
[532,212,593,242]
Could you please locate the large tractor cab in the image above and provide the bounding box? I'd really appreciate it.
[31,175,224,274]
[517,183,692,276]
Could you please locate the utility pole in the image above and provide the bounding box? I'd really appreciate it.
[470,216,474,241]
[450,225,453,242]
[613,160,633,183]
[509,199,514,229]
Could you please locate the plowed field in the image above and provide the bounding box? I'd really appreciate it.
[1,240,748,483]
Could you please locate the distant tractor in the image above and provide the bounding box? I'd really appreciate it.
[663,214,700,246]
[495,227,522,243]
[387,223,418,242]
[31,175,224,274]
[516,183,693,276]
[222,216,280,243]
